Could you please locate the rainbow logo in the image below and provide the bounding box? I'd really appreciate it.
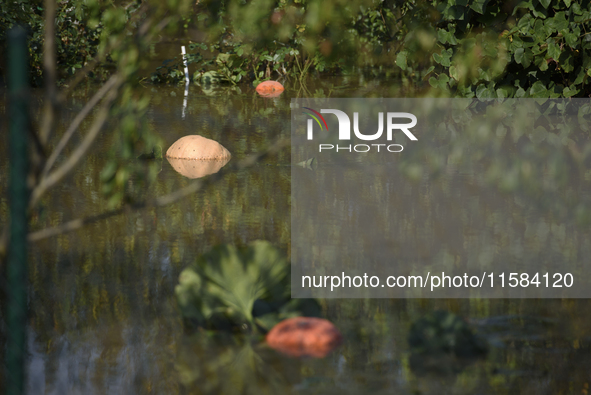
[303,107,328,131]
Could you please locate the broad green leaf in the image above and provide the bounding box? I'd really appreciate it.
[514,48,525,63]
[574,68,586,85]
[176,241,320,332]
[515,48,533,67]
[547,42,561,60]
[534,19,547,41]
[535,54,549,71]
[530,80,548,97]
[396,51,408,70]
[515,87,527,98]
[563,85,579,97]
[469,0,489,14]
[429,76,439,88]
[449,65,459,80]
[565,32,578,48]
[554,12,569,30]
[559,51,575,73]
[437,29,449,44]
[475,84,494,98]
[496,87,510,98]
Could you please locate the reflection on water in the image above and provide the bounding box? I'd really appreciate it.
[292,100,591,298]
[1,80,591,394]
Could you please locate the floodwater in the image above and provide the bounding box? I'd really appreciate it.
[2,79,591,394]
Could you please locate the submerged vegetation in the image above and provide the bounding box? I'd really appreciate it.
[175,240,321,333]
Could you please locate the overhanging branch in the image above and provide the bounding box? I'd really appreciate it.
[40,74,120,181]
[29,76,123,208]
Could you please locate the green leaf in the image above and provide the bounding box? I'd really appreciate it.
[175,241,320,332]
[559,51,575,73]
[550,12,569,30]
[514,48,533,67]
[547,42,561,60]
[496,87,510,98]
[533,19,547,41]
[517,14,533,31]
[563,85,579,97]
[535,54,549,71]
[449,65,459,80]
[531,8,548,19]
[469,0,489,14]
[396,51,408,71]
[574,68,586,85]
[475,84,494,98]
[437,29,449,44]
[429,76,439,88]
[424,65,436,77]
[530,80,548,97]
[565,32,578,48]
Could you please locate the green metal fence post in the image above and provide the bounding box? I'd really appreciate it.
[6,25,30,395]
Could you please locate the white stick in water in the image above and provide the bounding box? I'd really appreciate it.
[181,45,190,119]
[181,45,190,85]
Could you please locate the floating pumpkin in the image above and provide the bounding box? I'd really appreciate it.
[256,80,284,97]
[266,317,342,358]
[166,135,231,179]
[166,157,230,179]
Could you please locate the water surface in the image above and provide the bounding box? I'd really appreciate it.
[1,79,591,394]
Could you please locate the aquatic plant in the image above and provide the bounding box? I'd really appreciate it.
[408,310,488,358]
[175,240,321,333]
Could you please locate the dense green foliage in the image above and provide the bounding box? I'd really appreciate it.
[1,0,122,85]
[6,0,591,98]
[149,0,591,98]
[419,0,591,98]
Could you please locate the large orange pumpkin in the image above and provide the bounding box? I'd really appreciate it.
[166,135,231,160]
[166,135,231,179]
[266,317,343,358]
[166,157,230,179]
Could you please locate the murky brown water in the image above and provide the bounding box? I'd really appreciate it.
[2,80,591,394]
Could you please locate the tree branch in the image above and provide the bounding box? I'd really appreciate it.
[27,137,289,242]
[40,74,119,180]
[39,0,57,146]
[57,57,103,103]
[29,76,123,208]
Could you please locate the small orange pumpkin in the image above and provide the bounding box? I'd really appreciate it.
[256,80,284,97]
[266,317,343,358]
